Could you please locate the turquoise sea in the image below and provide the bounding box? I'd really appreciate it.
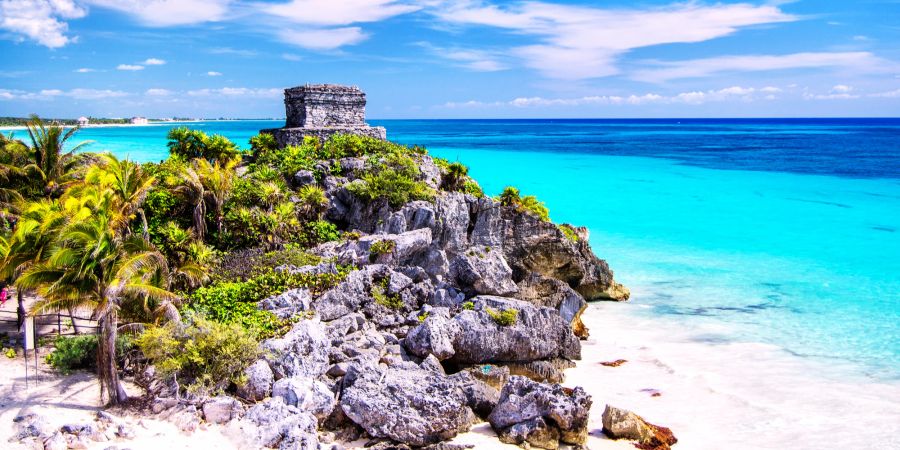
[35,118,900,381]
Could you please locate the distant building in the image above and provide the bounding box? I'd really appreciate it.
[76,116,90,126]
[130,116,149,125]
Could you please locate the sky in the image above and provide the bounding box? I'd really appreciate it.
[0,0,898,119]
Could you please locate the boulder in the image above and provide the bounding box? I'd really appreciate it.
[263,318,330,379]
[43,431,67,450]
[340,363,474,446]
[202,395,244,424]
[258,288,313,320]
[404,296,580,365]
[516,272,588,337]
[449,248,518,297]
[233,397,319,449]
[272,376,336,421]
[488,376,592,448]
[601,405,678,450]
[449,369,500,419]
[293,170,316,188]
[238,359,275,401]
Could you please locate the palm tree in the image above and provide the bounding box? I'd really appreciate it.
[17,189,176,405]
[193,158,236,235]
[295,185,329,220]
[174,165,207,241]
[442,162,469,192]
[22,115,89,198]
[90,154,156,240]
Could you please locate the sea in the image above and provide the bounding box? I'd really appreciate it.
[25,118,900,384]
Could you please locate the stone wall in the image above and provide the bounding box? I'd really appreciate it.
[263,83,386,146]
[285,84,367,128]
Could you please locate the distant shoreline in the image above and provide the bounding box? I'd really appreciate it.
[0,118,284,132]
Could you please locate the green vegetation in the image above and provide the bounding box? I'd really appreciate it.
[45,335,134,374]
[462,301,475,311]
[0,117,134,127]
[135,315,261,396]
[4,348,15,358]
[497,186,550,221]
[348,150,435,207]
[369,239,396,262]
[371,278,403,309]
[559,224,579,242]
[166,127,239,163]
[487,307,519,326]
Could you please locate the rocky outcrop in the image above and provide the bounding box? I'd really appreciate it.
[232,397,320,449]
[202,395,245,424]
[238,359,275,401]
[602,405,678,450]
[488,376,592,448]
[272,376,336,422]
[263,318,331,379]
[404,296,580,364]
[339,362,474,446]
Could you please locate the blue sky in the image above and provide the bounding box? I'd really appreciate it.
[0,0,898,119]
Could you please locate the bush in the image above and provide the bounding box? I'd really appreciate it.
[213,247,322,282]
[300,220,341,247]
[487,308,518,326]
[559,224,579,242]
[497,186,550,222]
[463,180,484,198]
[371,278,403,309]
[135,315,261,396]
[348,151,435,207]
[46,335,134,374]
[167,127,239,163]
[369,239,396,262]
[461,301,475,311]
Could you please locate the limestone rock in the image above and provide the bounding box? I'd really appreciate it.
[238,359,275,402]
[263,318,330,379]
[258,288,312,320]
[234,397,319,449]
[601,405,678,450]
[449,370,500,419]
[293,170,316,188]
[272,376,336,421]
[202,395,244,424]
[450,248,518,297]
[340,363,474,446]
[488,376,592,448]
[404,296,580,365]
[516,272,589,337]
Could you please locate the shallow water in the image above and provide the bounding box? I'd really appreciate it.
[40,118,900,382]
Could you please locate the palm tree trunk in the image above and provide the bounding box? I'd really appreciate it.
[68,307,80,334]
[98,309,127,405]
[16,289,24,329]
[138,209,150,243]
[193,202,205,241]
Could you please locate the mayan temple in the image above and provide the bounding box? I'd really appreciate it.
[261,84,386,146]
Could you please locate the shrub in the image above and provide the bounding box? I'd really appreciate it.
[213,247,322,282]
[249,133,279,158]
[135,315,261,396]
[369,239,396,262]
[559,224,579,242]
[371,279,403,309]
[296,185,329,220]
[487,308,518,326]
[347,151,435,207]
[461,301,475,311]
[462,180,484,198]
[496,186,550,222]
[300,220,341,247]
[4,348,15,358]
[46,335,134,374]
[167,127,239,163]
[441,162,469,192]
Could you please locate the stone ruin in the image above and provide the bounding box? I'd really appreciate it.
[261,84,386,147]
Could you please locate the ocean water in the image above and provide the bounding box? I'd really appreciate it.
[30,118,900,381]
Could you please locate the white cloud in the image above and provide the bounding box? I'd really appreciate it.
[417,42,507,72]
[278,27,367,50]
[85,0,232,26]
[261,0,420,26]
[0,0,86,48]
[831,84,853,93]
[282,53,302,61]
[431,1,795,80]
[143,58,166,65]
[632,52,883,82]
[443,86,786,108]
[210,47,256,57]
[207,71,223,76]
[74,68,95,73]
[0,87,128,100]
[870,89,900,98]
[187,87,282,98]
[145,88,172,96]
[117,64,144,71]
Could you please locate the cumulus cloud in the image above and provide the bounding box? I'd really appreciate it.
[117,64,144,71]
[870,89,900,98]
[84,0,232,26]
[207,71,223,76]
[74,68,95,73]
[430,1,795,80]
[632,52,882,82]
[0,0,86,48]
[277,27,367,50]
[143,58,166,65]
[145,88,172,96]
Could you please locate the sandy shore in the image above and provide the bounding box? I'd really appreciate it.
[4,292,899,449]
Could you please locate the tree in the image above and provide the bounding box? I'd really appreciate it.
[173,165,207,241]
[442,162,469,192]
[22,115,89,198]
[194,158,237,235]
[16,186,177,405]
[167,127,239,163]
[80,154,156,241]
